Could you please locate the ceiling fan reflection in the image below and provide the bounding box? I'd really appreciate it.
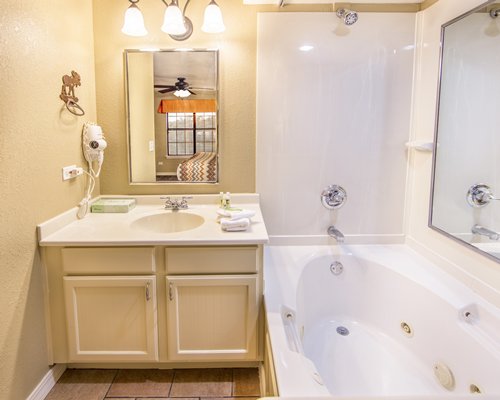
[154,77,197,96]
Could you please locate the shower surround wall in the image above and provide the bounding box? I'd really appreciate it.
[256,12,416,241]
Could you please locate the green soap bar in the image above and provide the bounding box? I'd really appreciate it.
[91,198,136,213]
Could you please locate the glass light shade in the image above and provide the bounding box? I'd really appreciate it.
[121,3,148,37]
[201,0,225,33]
[174,90,191,98]
[161,2,186,35]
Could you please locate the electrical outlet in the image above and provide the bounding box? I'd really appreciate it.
[62,165,83,181]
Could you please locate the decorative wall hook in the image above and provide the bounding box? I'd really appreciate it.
[60,70,85,116]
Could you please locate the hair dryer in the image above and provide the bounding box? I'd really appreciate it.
[83,123,107,177]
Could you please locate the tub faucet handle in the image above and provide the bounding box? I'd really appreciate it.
[321,185,347,209]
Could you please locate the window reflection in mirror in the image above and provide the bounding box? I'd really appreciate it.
[429,1,500,261]
[125,49,219,184]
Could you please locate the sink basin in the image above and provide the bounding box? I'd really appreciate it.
[131,212,205,233]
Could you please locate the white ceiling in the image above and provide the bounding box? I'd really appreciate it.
[153,51,217,90]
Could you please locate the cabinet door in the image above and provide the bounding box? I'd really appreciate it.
[64,276,158,362]
[166,275,259,361]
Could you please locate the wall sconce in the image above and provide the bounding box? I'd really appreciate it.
[122,0,225,41]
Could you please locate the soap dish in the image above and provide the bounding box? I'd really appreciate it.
[91,198,136,213]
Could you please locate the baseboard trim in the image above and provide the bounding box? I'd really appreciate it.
[27,364,66,400]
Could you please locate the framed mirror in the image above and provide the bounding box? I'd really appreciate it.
[429,1,500,261]
[125,49,219,184]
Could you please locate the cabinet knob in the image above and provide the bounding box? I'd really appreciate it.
[146,281,151,301]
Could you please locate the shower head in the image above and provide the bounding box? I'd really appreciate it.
[490,8,500,18]
[336,8,358,25]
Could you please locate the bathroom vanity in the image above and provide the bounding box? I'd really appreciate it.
[37,195,268,366]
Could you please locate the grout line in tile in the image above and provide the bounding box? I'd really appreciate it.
[168,368,177,397]
[231,368,235,397]
[102,368,119,400]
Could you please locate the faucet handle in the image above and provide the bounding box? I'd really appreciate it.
[321,185,347,210]
[161,196,174,209]
[179,196,192,208]
[466,184,500,208]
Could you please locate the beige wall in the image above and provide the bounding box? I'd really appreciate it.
[93,0,330,195]
[407,0,500,307]
[127,52,156,182]
[0,1,97,398]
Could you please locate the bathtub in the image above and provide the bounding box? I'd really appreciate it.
[263,244,500,398]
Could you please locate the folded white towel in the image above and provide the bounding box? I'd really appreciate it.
[220,217,250,232]
[217,208,255,220]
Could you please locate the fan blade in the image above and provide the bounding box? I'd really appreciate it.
[159,87,176,93]
[188,89,197,95]
[154,85,175,89]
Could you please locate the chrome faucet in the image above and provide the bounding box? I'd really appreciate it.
[327,225,345,243]
[161,196,192,211]
[471,224,500,241]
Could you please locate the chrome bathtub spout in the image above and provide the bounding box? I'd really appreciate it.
[471,224,500,241]
[327,225,345,243]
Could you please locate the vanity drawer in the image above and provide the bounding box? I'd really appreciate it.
[165,246,258,274]
[62,247,156,274]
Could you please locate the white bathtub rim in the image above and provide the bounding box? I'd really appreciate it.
[264,244,500,318]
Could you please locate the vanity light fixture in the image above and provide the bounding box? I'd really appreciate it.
[201,0,226,33]
[122,0,225,41]
[122,0,148,37]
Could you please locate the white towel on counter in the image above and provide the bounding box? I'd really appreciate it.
[216,208,255,220]
[220,217,250,232]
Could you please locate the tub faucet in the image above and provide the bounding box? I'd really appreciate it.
[327,225,345,243]
[471,224,500,240]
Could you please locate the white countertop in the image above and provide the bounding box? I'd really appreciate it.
[38,194,269,247]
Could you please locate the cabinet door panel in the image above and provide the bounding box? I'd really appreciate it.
[64,276,158,362]
[167,275,259,361]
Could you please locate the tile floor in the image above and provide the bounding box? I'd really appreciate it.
[45,368,261,400]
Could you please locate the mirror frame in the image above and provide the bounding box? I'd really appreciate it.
[428,0,499,262]
[124,48,220,185]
